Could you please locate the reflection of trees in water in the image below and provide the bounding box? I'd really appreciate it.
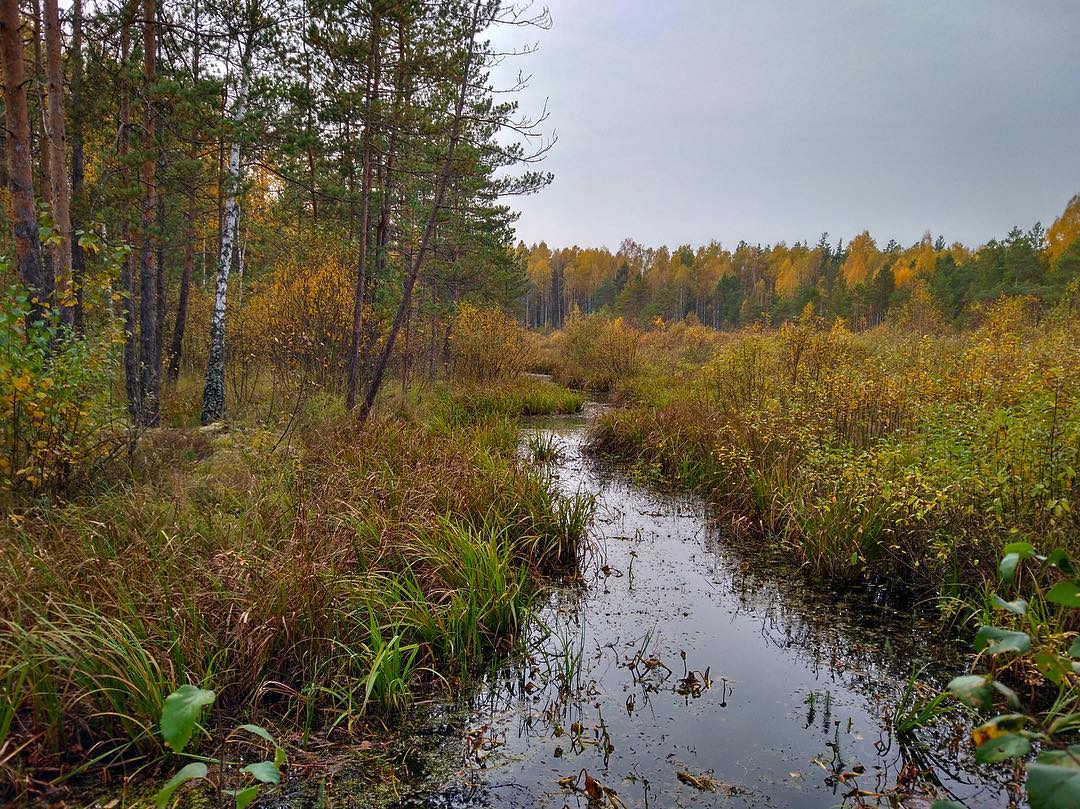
[428,428,1016,807]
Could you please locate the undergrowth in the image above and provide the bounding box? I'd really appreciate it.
[588,297,1080,608]
[0,376,591,801]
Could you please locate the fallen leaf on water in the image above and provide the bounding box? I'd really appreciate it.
[584,771,603,800]
[677,770,719,792]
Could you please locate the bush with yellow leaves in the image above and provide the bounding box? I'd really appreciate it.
[448,303,530,383]
[556,310,640,391]
[1,277,126,494]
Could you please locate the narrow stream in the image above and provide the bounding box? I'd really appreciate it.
[387,414,1016,808]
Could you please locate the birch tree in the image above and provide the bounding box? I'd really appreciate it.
[201,17,255,424]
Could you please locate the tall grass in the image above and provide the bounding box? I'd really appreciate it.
[0,380,593,799]
[589,297,1080,603]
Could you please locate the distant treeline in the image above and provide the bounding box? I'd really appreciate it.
[519,195,1080,329]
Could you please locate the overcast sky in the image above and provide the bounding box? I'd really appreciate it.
[490,0,1080,251]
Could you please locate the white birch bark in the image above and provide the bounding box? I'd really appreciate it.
[201,39,252,424]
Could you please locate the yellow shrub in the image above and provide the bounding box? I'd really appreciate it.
[1,281,126,493]
[448,303,529,382]
[557,311,640,391]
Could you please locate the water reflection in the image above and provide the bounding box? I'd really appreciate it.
[391,422,1015,808]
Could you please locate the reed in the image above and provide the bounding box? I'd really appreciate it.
[0,378,593,799]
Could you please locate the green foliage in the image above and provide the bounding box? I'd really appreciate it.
[161,685,215,753]
[944,545,1080,808]
[154,687,286,808]
[0,276,126,493]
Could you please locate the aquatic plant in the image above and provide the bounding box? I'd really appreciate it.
[154,685,286,809]
[939,544,1080,808]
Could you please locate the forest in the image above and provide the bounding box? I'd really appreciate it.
[1,0,1079,808]
[519,196,1080,330]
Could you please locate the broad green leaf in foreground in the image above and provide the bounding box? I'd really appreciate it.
[974,626,1031,655]
[161,685,216,753]
[242,760,282,784]
[947,675,992,711]
[975,732,1031,764]
[155,762,208,809]
[1046,580,1080,608]
[230,786,260,809]
[1028,748,1080,809]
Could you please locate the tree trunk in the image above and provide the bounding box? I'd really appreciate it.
[167,0,200,383]
[119,4,139,418]
[365,18,406,367]
[43,0,73,330]
[358,0,483,422]
[137,0,160,426]
[168,178,197,383]
[344,11,381,410]
[0,0,48,322]
[428,283,438,382]
[155,146,166,360]
[70,0,86,333]
[201,32,253,424]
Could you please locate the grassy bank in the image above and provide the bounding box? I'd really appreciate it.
[0,376,589,801]
[585,298,1079,608]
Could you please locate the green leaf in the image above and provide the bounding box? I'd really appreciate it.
[947,674,992,711]
[1036,652,1074,685]
[234,785,260,809]
[974,626,1031,655]
[242,760,281,784]
[1048,714,1080,735]
[1028,752,1080,809]
[155,762,208,809]
[1036,744,1080,767]
[1046,580,1080,608]
[930,803,966,809]
[991,595,1028,615]
[161,685,216,754]
[1045,549,1077,577]
[274,746,287,769]
[992,680,1022,708]
[1003,541,1036,557]
[237,723,276,745]
[1069,636,1080,659]
[976,732,1031,763]
[999,552,1023,584]
[985,713,1030,732]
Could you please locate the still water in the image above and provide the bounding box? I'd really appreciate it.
[384,415,1015,808]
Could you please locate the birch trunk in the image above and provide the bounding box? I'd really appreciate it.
[201,39,252,424]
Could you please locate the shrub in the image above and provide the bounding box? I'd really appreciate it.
[448,303,529,382]
[0,280,126,494]
[556,310,640,391]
